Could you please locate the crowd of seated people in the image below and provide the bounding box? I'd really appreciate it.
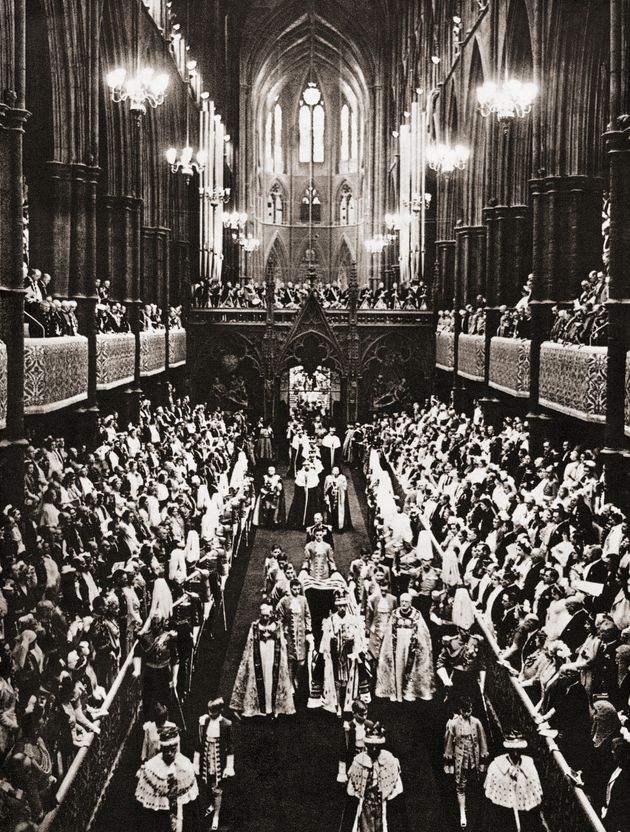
[497,275,533,338]
[361,397,630,826]
[192,276,428,311]
[24,267,79,339]
[0,396,254,830]
[549,270,609,347]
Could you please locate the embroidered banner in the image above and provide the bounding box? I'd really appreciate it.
[139,330,166,376]
[457,333,485,381]
[24,336,88,414]
[539,341,607,423]
[168,329,187,367]
[435,331,455,371]
[489,337,531,398]
[96,333,136,390]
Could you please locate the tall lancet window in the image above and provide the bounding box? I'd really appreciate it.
[299,83,325,164]
[264,102,283,173]
[341,101,359,163]
[340,104,350,162]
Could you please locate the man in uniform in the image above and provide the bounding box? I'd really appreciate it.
[194,698,235,830]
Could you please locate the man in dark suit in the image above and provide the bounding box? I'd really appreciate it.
[559,594,592,655]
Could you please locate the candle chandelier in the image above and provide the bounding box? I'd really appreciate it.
[426,142,470,175]
[385,212,412,231]
[165,4,204,181]
[240,234,260,253]
[365,235,390,255]
[477,75,537,129]
[403,192,432,213]
[107,67,169,116]
[223,211,248,231]
[201,186,231,206]
[107,0,169,118]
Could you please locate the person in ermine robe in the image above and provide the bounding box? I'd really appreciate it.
[324,466,352,532]
[342,722,405,832]
[321,427,342,474]
[134,724,200,832]
[287,461,322,529]
[230,603,295,718]
[375,593,435,702]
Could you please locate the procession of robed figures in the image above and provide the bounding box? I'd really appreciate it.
[229,416,438,832]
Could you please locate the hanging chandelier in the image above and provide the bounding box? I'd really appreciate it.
[477,78,537,129]
[166,146,205,181]
[426,142,470,175]
[403,193,432,213]
[385,212,412,231]
[365,235,389,255]
[200,186,231,206]
[107,67,169,116]
[223,211,248,230]
[240,234,260,253]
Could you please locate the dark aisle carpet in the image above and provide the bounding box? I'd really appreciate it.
[93,465,462,832]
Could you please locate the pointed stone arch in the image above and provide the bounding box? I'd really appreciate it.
[333,236,355,286]
[265,233,290,286]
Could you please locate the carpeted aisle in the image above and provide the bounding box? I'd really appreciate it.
[94,465,453,832]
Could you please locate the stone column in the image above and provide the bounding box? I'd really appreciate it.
[0,0,28,505]
[434,239,456,309]
[0,97,29,505]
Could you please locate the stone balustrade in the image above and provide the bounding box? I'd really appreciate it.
[539,341,607,423]
[96,333,136,390]
[139,330,166,376]
[24,336,89,414]
[457,333,485,381]
[488,336,531,398]
[435,331,455,371]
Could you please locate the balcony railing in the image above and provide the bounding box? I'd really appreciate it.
[168,329,187,368]
[139,330,166,377]
[190,307,430,326]
[24,336,89,414]
[435,331,455,371]
[539,342,607,423]
[457,333,485,381]
[488,336,531,398]
[0,339,6,430]
[96,333,136,391]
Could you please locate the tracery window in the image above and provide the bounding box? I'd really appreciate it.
[266,183,284,224]
[338,183,356,225]
[299,84,325,164]
[300,182,321,223]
